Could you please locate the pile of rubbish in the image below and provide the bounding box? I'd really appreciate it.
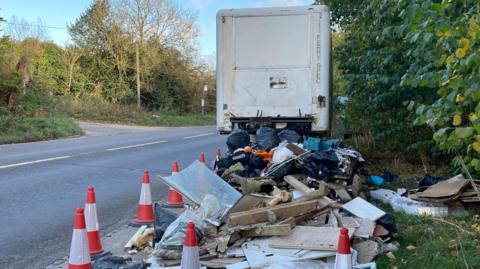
[145,128,399,268]
[371,174,479,217]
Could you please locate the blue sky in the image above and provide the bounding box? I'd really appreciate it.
[0,0,311,57]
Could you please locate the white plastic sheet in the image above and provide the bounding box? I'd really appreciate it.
[159,161,241,224]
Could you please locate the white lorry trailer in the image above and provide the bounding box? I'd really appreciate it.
[216,5,332,135]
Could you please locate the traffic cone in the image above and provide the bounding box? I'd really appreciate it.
[85,186,104,256]
[163,161,184,208]
[134,170,154,225]
[211,148,222,169]
[334,227,352,269]
[199,152,206,164]
[68,208,92,269]
[180,221,201,269]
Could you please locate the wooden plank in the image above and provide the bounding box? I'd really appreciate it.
[342,197,386,221]
[284,175,313,194]
[270,226,355,251]
[241,224,292,237]
[228,200,318,226]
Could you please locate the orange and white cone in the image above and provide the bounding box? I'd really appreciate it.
[180,221,201,269]
[164,161,184,208]
[334,227,352,269]
[199,152,206,165]
[134,170,154,225]
[68,208,92,269]
[85,186,104,256]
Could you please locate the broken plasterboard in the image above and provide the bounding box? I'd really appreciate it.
[241,238,335,269]
[159,161,241,223]
[342,197,386,221]
[270,226,355,251]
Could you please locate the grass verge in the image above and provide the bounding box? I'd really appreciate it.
[376,206,480,269]
[0,114,83,144]
[343,137,480,268]
[57,97,216,127]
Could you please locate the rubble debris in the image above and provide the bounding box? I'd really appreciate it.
[241,238,334,268]
[352,240,379,263]
[270,226,355,251]
[342,197,386,221]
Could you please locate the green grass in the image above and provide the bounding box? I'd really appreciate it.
[57,97,216,127]
[0,114,83,144]
[375,206,480,269]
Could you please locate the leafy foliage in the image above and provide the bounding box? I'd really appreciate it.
[330,0,480,174]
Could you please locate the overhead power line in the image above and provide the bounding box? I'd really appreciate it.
[4,22,68,30]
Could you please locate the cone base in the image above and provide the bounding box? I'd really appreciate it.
[91,250,111,260]
[161,200,184,208]
[68,263,92,269]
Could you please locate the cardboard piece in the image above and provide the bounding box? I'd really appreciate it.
[342,197,386,221]
[270,226,355,251]
[416,174,469,199]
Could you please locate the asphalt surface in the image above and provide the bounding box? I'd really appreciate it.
[0,121,227,269]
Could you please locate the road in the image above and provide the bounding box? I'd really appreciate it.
[0,121,227,269]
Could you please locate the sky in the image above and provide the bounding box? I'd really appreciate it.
[0,0,311,57]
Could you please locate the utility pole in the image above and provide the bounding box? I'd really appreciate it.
[201,84,207,115]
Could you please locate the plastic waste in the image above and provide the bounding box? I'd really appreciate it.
[160,161,242,224]
[93,254,147,269]
[376,214,397,233]
[303,136,321,151]
[226,129,250,152]
[157,210,205,250]
[383,170,396,183]
[418,174,443,188]
[153,204,178,245]
[256,127,280,151]
[370,175,384,186]
[278,129,301,143]
[271,142,295,164]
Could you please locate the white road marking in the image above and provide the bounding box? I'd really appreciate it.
[0,155,72,169]
[106,140,167,151]
[183,133,215,139]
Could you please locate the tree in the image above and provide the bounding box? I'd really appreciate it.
[62,45,83,94]
[115,0,198,108]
